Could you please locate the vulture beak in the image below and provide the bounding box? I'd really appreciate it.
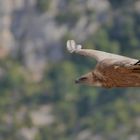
[75,79,80,84]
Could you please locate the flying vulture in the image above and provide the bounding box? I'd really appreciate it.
[66,40,140,88]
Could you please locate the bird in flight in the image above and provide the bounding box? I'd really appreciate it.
[66,40,140,88]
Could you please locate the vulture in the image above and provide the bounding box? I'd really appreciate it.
[66,40,140,88]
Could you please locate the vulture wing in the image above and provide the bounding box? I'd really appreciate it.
[66,40,138,63]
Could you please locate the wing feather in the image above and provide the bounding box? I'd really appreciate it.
[67,40,138,62]
[95,59,140,87]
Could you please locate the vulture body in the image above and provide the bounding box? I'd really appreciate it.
[66,40,140,88]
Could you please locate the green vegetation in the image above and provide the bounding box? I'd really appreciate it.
[36,0,50,12]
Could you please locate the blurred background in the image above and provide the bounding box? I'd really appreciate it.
[0,0,140,140]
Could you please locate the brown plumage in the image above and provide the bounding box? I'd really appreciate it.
[67,40,140,88]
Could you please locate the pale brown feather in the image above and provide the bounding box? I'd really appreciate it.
[95,59,140,88]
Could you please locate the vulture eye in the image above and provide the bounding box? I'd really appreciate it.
[80,77,87,81]
[75,77,88,84]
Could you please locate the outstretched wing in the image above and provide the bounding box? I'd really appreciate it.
[67,40,138,63]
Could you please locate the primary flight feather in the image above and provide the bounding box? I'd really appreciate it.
[66,40,140,88]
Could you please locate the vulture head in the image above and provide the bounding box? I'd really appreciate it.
[75,72,102,87]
